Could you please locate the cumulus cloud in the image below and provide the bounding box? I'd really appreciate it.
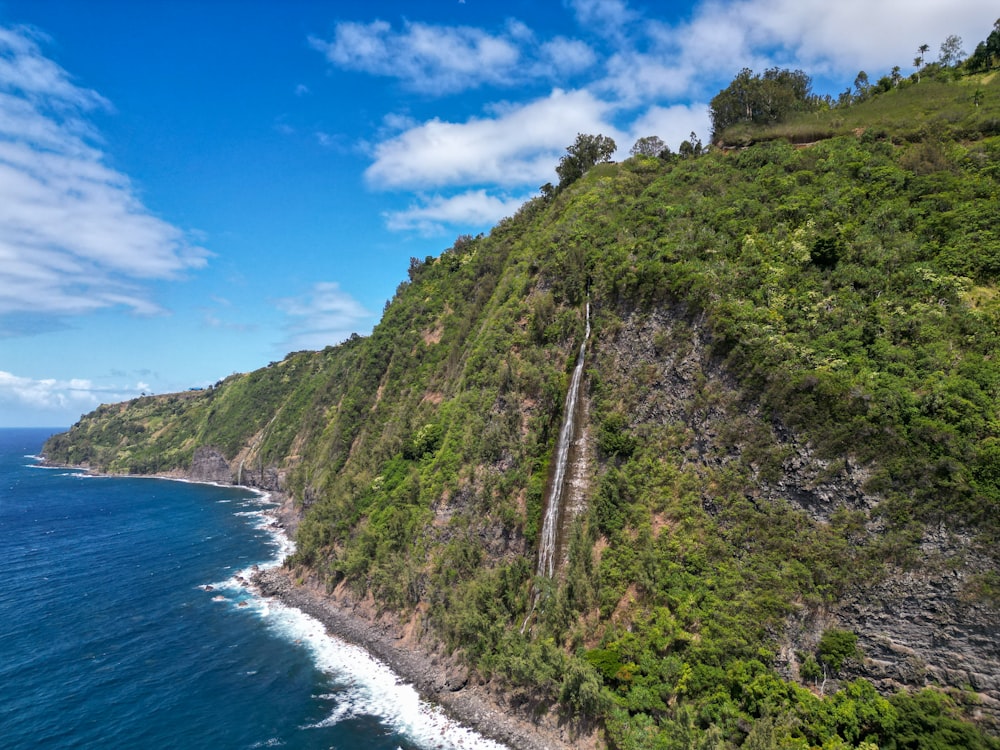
[310,18,596,94]
[385,190,532,235]
[0,369,147,416]
[567,0,638,40]
[722,0,994,74]
[638,0,998,92]
[537,37,598,77]
[317,0,998,233]
[0,25,207,334]
[310,20,521,93]
[365,88,618,190]
[275,282,374,351]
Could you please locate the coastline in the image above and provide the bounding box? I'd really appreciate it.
[250,564,594,750]
[41,459,596,750]
[255,495,597,750]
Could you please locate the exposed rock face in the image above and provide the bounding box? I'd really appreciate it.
[185,445,284,491]
[599,306,1000,725]
[840,529,1000,728]
[188,446,232,484]
[234,461,282,491]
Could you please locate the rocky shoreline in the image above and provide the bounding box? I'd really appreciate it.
[249,562,597,750]
[240,491,597,750]
[41,460,596,749]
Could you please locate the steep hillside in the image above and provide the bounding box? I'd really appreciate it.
[45,75,1000,748]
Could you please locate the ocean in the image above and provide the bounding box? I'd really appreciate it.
[0,428,506,750]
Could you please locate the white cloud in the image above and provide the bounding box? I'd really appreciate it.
[275,282,374,351]
[567,0,637,38]
[379,112,419,135]
[0,369,146,415]
[639,0,998,93]
[366,88,618,190]
[0,26,107,108]
[385,190,532,234]
[724,0,994,74]
[595,49,701,104]
[310,20,522,94]
[310,18,596,94]
[320,0,999,234]
[537,37,598,76]
[0,25,207,332]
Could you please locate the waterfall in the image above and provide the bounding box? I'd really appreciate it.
[238,414,277,486]
[536,301,591,578]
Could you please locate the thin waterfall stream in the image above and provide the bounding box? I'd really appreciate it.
[536,300,591,578]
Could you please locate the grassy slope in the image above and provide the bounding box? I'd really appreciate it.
[718,70,1000,147]
[44,74,1000,749]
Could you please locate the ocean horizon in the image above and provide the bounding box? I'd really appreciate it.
[0,427,506,750]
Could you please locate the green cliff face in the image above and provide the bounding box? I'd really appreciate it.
[45,71,1000,748]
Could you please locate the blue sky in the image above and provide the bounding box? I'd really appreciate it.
[1,0,996,427]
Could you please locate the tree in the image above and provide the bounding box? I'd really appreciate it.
[853,71,871,100]
[939,34,965,67]
[891,65,902,87]
[914,44,930,82]
[817,629,861,674]
[678,131,703,158]
[629,135,666,158]
[555,133,617,189]
[966,18,1000,72]
[800,653,823,683]
[709,67,815,139]
[969,42,991,72]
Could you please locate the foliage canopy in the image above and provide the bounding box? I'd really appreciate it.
[709,67,816,140]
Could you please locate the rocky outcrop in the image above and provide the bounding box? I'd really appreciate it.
[234,460,282,491]
[599,306,1000,725]
[188,446,232,484]
[185,444,284,491]
[840,528,1000,728]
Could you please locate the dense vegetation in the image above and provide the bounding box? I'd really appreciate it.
[45,30,1000,750]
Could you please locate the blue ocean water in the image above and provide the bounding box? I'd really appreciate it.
[0,428,505,750]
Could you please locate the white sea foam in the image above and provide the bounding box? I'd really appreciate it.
[209,497,508,750]
[25,462,92,478]
[248,739,285,748]
[255,599,508,750]
[232,504,296,570]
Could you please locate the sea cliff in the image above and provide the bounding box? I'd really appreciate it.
[45,72,1000,746]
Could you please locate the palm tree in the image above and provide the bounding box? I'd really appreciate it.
[914,44,930,81]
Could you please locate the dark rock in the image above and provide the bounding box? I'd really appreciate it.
[189,446,232,484]
[601,308,1000,726]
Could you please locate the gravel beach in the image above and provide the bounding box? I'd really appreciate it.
[248,493,597,750]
